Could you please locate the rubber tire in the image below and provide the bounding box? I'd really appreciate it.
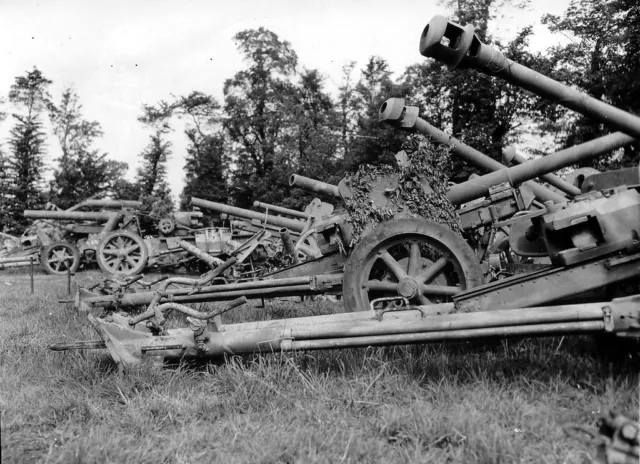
[41,241,81,275]
[97,230,148,276]
[343,218,484,311]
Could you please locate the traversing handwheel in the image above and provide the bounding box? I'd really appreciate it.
[97,231,148,276]
[343,218,483,311]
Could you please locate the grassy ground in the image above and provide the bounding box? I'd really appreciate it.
[1,271,638,463]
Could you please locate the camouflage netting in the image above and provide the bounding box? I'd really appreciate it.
[344,135,461,245]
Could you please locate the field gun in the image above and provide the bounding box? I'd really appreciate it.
[21,201,247,276]
[22,207,136,274]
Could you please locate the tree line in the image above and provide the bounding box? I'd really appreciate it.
[0,0,637,233]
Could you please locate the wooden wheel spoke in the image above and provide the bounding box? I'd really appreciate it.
[378,250,407,280]
[407,242,421,276]
[365,280,398,292]
[416,257,448,283]
[419,283,461,297]
[123,244,140,254]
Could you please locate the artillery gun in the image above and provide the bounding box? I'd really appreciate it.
[22,200,241,276]
[52,16,640,368]
[20,200,144,274]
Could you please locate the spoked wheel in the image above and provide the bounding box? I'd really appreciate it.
[41,242,81,275]
[97,231,148,276]
[343,219,483,311]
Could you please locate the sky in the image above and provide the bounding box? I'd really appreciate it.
[0,0,573,200]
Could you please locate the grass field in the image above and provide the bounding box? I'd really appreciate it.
[1,271,638,463]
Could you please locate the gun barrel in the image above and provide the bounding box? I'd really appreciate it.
[419,16,640,139]
[502,147,582,197]
[74,200,141,210]
[289,174,340,198]
[23,210,118,221]
[191,197,305,233]
[380,98,634,204]
[448,132,634,204]
[253,201,310,219]
[379,98,567,204]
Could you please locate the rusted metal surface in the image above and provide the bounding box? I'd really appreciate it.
[419,15,640,139]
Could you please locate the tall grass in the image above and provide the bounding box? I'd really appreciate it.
[1,272,638,463]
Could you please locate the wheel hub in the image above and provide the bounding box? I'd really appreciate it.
[397,278,419,298]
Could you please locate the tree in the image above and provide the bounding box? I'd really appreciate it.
[283,69,342,209]
[0,148,12,230]
[172,91,228,208]
[223,27,298,207]
[6,68,52,229]
[48,88,128,208]
[543,0,640,167]
[136,102,173,200]
[342,56,405,170]
[336,62,358,166]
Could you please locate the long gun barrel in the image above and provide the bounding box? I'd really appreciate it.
[380,98,573,204]
[191,197,306,233]
[448,133,633,204]
[252,201,310,220]
[23,210,119,221]
[501,146,582,197]
[380,98,633,205]
[419,16,640,139]
[289,174,341,198]
[66,199,142,211]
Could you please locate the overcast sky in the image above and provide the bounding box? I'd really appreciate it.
[1,0,572,200]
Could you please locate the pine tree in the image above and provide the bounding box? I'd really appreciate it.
[6,68,52,228]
